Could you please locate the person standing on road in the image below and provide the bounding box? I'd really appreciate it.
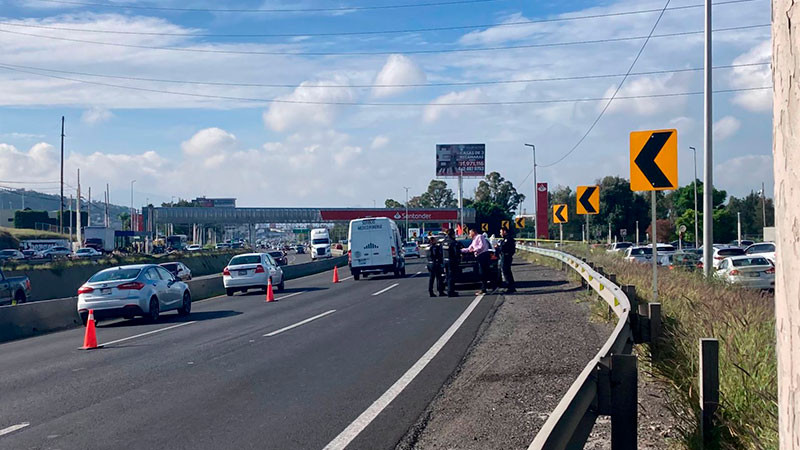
[426,236,445,297]
[462,228,491,295]
[496,226,516,293]
[441,228,461,297]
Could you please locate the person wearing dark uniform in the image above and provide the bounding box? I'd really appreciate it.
[426,236,445,297]
[496,226,516,293]
[441,228,461,297]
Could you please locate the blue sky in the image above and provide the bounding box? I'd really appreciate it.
[0,0,773,208]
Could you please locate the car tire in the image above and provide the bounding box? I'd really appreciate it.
[178,291,191,316]
[226,288,234,297]
[147,297,160,322]
[14,290,26,304]
[80,312,89,326]
[353,271,360,280]
[277,280,285,291]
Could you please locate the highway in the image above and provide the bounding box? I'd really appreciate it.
[0,259,497,450]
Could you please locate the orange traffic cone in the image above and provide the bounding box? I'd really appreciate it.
[80,309,99,350]
[266,278,275,302]
[332,266,340,283]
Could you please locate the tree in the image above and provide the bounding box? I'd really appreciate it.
[407,196,425,208]
[384,199,404,209]
[474,172,525,213]
[118,212,131,230]
[419,180,457,208]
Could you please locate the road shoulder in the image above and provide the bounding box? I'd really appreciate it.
[397,262,611,450]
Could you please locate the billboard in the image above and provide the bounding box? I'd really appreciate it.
[320,209,459,222]
[436,144,485,178]
[536,183,548,239]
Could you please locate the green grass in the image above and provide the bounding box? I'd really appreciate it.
[550,244,778,449]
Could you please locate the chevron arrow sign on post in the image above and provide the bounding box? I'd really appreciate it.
[576,186,599,215]
[553,204,568,223]
[630,129,678,191]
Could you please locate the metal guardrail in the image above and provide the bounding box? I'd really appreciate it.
[517,244,654,450]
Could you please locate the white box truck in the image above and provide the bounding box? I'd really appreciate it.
[310,228,332,260]
[83,226,116,253]
[348,217,406,280]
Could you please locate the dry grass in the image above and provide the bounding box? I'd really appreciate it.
[559,245,777,449]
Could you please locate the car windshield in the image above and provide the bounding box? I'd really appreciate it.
[89,268,141,282]
[732,257,771,267]
[616,243,633,248]
[312,238,329,245]
[77,249,91,253]
[629,247,652,255]
[719,248,746,256]
[229,255,261,265]
[748,244,775,253]
[0,250,16,255]
[161,263,177,271]
[404,243,417,248]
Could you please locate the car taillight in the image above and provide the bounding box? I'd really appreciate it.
[714,256,724,260]
[729,269,740,276]
[765,267,775,274]
[391,246,396,257]
[223,267,231,276]
[348,250,351,263]
[78,285,94,295]
[490,253,498,260]
[25,279,31,290]
[254,265,265,273]
[118,281,145,290]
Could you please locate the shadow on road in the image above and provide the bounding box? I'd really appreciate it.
[100,310,242,328]
[513,279,568,289]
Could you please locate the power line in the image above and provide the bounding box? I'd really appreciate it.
[0,0,760,38]
[539,0,673,168]
[0,61,770,89]
[0,61,770,106]
[29,0,501,13]
[0,24,770,56]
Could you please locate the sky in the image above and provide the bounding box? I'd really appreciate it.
[0,0,773,209]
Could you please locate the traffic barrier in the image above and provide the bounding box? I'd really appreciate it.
[517,244,657,450]
[0,255,348,343]
[266,279,275,302]
[80,309,99,350]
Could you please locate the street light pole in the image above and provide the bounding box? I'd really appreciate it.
[403,186,410,240]
[702,0,714,276]
[524,144,537,240]
[690,146,699,246]
[130,180,136,231]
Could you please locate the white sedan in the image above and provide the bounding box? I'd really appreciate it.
[714,255,775,290]
[745,242,775,264]
[72,247,102,259]
[223,253,284,296]
[185,244,202,252]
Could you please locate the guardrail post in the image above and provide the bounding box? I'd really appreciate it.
[607,274,617,319]
[648,303,661,342]
[700,338,719,448]
[611,353,638,450]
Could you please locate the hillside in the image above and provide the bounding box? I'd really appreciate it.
[0,187,130,228]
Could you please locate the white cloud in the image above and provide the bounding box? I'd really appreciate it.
[372,54,426,98]
[262,76,356,132]
[729,40,772,112]
[81,107,113,125]
[713,116,741,141]
[370,135,389,149]
[181,128,237,156]
[715,154,773,198]
[604,72,692,116]
[423,88,486,123]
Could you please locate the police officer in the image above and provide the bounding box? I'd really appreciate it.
[426,236,445,297]
[496,226,517,293]
[441,228,461,297]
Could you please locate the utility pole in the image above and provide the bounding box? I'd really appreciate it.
[403,186,410,240]
[59,116,65,234]
[761,181,767,229]
[87,186,91,227]
[737,212,742,246]
[69,193,73,243]
[76,169,81,247]
[690,146,700,246]
[635,220,639,245]
[524,144,537,240]
[773,2,799,446]
[105,183,110,228]
[701,0,714,276]
[130,179,136,231]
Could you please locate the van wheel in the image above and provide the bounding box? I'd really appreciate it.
[353,272,360,280]
[14,290,26,304]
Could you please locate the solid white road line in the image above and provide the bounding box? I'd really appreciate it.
[322,293,486,450]
[263,310,337,337]
[275,291,305,301]
[0,422,30,436]
[339,276,354,282]
[371,283,399,296]
[98,321,196,347]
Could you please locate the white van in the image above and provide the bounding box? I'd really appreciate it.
[310,228,332,260]
[348,217,406,280]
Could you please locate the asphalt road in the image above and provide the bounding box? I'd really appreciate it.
[0,259,498,450]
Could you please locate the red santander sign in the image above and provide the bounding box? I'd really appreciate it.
[320,209,459,222]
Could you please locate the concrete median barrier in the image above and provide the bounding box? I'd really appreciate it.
[0,255,349,344]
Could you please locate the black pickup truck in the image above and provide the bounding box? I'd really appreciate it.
[0,268,31,306]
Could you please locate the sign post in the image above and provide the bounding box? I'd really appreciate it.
[576,186,599,244]
[553,204,568,247]
[436,144,485,234]
[630,129,678,303]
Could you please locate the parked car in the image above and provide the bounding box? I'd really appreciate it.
[623,244,676,263]
[453,239,501,286]
[710,246,747,269]
[0,268,31,305]
[745,242,776,263]
[21,249,38,259]
[77,264,191,324]
[607,242,634,253]
[266,250,288,266]
[713,255,774,290]
[223,253,284,296]
[657,251,701,271]
[185,244,202,252]
[159,262,192,281]
[729,239,755,248]
[403,241,421,258]
[215,243,231,249]
[0,249,25,262]
[40,246,73,260]
[72,248,102,259]
[295,245,305,254]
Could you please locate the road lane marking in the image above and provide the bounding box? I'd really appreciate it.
[263,310,336,337]
[322,293,486,450]
[411,270,424,277]
[0,422,30,436]
[340,276,354,282]
[371,283,399,296]
[275,291,305,301]
[97,321,196,347]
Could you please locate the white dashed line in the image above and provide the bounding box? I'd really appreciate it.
[371,283,399,296]
[339,276,354,282]
[275,291,305,301]
[97,321,196,347]
[322,294,486,450]
[0,422,30,436]
[263,310,337,337]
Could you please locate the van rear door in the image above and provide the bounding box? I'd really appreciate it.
[350,219,393,268]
